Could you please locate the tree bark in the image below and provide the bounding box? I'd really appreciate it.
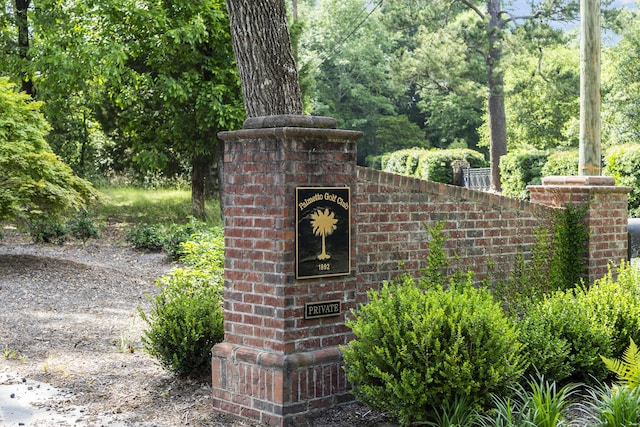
[15,0,34,97]
[191,155,209,220]
[486,0,507,192]
[225,0,303,117]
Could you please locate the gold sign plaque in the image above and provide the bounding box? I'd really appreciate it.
[296,187,350,279]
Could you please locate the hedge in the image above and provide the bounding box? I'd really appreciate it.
[605,143,640,217]
[381,148,487,184]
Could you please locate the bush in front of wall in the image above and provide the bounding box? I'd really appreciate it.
[519,286,614,385]
[584,262,640,363]
[342,274,525,426]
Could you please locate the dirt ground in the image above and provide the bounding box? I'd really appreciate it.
[0,226,395,427]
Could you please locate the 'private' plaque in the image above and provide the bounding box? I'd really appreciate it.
[296,187,350,279]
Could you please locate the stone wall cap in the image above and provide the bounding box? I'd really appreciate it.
[244,115,337,130]
[541,175,616,186]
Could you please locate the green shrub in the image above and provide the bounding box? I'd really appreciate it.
[381,148,486,184]
[126,223,165,251]
[27,218,67,244]
[381,148,423,176]
[178,226,225,269]
[163,217,209,259]
[66,210,99,243]
[139,267,224,375]
[518,288,613,384]
[541,150,579,177]
[500,150,547,199]
[604,143,640,217]
[343,277,525,425]
[586,262,640,359]
[139,227,225,375]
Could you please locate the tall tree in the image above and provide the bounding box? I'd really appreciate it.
[382,0,582,191]
[300,0,403,163]
[225,0,303,117]
[96,0,244,218]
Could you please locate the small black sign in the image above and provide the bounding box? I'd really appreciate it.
[305,300,342,319]
[296,187,351,279]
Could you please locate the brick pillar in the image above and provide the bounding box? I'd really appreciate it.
[529,176,631,283]
[212,115,361,426]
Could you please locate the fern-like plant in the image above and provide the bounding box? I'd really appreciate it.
[602,338,640,388]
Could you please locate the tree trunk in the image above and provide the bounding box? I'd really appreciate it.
[15,0,34,97]
[214,139,225,222]
[225,0,303,117]
[486,0,507,192]
[191,155,209,220]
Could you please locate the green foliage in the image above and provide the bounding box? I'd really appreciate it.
[0,77,98,223]
[126,224,166,252]
[163,217,209,260]
[602,339,640,389]
[604,143,640,217]
[549,204,589,291]
[518,286,614,384]
[300,0,404,164]
[582,383,640,427]
[343,276,525,425]
[66,211,99,243]
[516,263,640,386]
[505,46,580,151]
[381,148,487,184]
[27,218,67,245]
[178,226,225,270]
[125,217,210,257]
[479,376,578,427]
[495,206,588,316]
[420,221,451,289]
[500,150,547,200]
[421,395,477,427]
[376,115,428,154]
[495,228,555,316]
[588,262,640,357]
[541,150,579,177]
[139,227,225,375]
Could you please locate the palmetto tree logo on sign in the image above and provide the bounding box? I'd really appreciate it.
[310,208,338,260]
[296,187,350,279]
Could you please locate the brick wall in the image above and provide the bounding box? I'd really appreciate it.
[354,167,555,291]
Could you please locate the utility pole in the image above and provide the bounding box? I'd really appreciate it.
[579,0,602,176]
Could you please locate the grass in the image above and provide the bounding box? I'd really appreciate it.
[94,187,221,227]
